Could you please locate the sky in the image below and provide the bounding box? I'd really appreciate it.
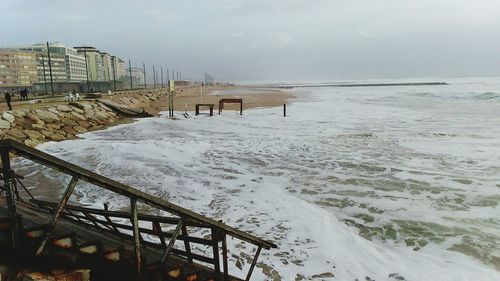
[1,0,500,82]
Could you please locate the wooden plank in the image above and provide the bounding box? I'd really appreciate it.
[0,140,276,249]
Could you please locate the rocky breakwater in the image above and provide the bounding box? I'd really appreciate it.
[0,91,162,147]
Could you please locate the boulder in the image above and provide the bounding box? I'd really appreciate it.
[69,106,85,114]
[78,120,91,128]
[40,130,55,138]
[6,128,26,141]
[84,110,95,118]
[24,139,39,147]
[49,133,66,141]
[57,105,74,112]
[0,119,11,129]
[11,110,27,118]
[25,112,41,122]
[46,107,61,116]
[94,112,109,121]
[69,102,93,111]
[24,130,45,142]
[70,111,87,121]
[35,110,59,123]
[32,123,44,130]
[98,103,113,112]
[46,124,61,130]
[73,126,87,133]
[62,118,78,126]
[2,112,15,123]
[62,126,77,135]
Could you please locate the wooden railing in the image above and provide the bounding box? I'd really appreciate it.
[0,139,277,280]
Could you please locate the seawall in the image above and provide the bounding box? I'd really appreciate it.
[0,91,163,147]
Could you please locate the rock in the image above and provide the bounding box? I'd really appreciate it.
[49,133,66,141]
[2,112,15,123]
[24,130,45,142]
[70,102,93,111]
[69,106,85,114]
[73,126,87,133]
[62,126,77,135]
[83,109,95,118]
[94,112,109,121]
[57,105,73,112]
[62,118,78,126]
[40,130,55,138]
[6,128,26,141]
[46,107,61,116]
[25,111,41,122]
[70,111,87,121]
[0,119,11,129]
[24,139,39,147]
[66,133,76,139]
[78,120,91,128]
[98,103,113,112]
[46,124,61,130]
[35,110,59,123]
[11,110,27,118]
[32,123,44,130]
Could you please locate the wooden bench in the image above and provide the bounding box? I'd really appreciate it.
[195,104,214,116]
[218,98,243,115]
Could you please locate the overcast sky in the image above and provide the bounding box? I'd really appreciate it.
[1,0,500,82]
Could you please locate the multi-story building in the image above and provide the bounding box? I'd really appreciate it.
[101,52,112,82]
[110,56,126,81]
[36,52,67,83]
[0,49,38,88]
[123,66,144,88]
[16,42,87,82]
[74,46,105,82]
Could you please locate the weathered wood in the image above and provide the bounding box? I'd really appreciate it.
[212,228,221,279]
[181,224,193,263]
[0,140,276,249]
[218,99,243,115]
[222,233,229,281]
[0,148,20,249]
[130,198,143,280]
[36,175,79,256]
[160,219,183,265]
[195,104,214,116]
[245,246,262,281]
[0,199,242,280]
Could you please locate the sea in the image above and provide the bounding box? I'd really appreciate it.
[15,77,500,280]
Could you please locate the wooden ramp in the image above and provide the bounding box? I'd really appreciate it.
[0,140,276,281]
[99,100,153,117]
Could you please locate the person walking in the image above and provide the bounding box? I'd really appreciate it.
[4,91,12,110]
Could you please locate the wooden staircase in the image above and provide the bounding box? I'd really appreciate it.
[0,140,277,281]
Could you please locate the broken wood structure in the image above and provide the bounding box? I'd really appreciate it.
[218,99,243,115]
[98,100,153,118]
[0,140,276,280]
[195,104,214,116]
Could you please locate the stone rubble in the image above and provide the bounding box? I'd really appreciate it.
[0,92,162,147]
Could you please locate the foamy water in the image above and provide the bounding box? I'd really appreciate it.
[17,77,500,280]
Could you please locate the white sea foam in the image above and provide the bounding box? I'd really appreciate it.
[21,77,500,280]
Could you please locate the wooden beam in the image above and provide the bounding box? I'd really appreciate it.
[36,176,79,256]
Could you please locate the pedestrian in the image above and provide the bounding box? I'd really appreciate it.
[24,88,29,100]
[4,91,12,110]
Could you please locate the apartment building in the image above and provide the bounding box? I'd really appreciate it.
[16,42,87,82]
[0,49,38,88]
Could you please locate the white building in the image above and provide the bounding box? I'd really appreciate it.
[16,42,87,82]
